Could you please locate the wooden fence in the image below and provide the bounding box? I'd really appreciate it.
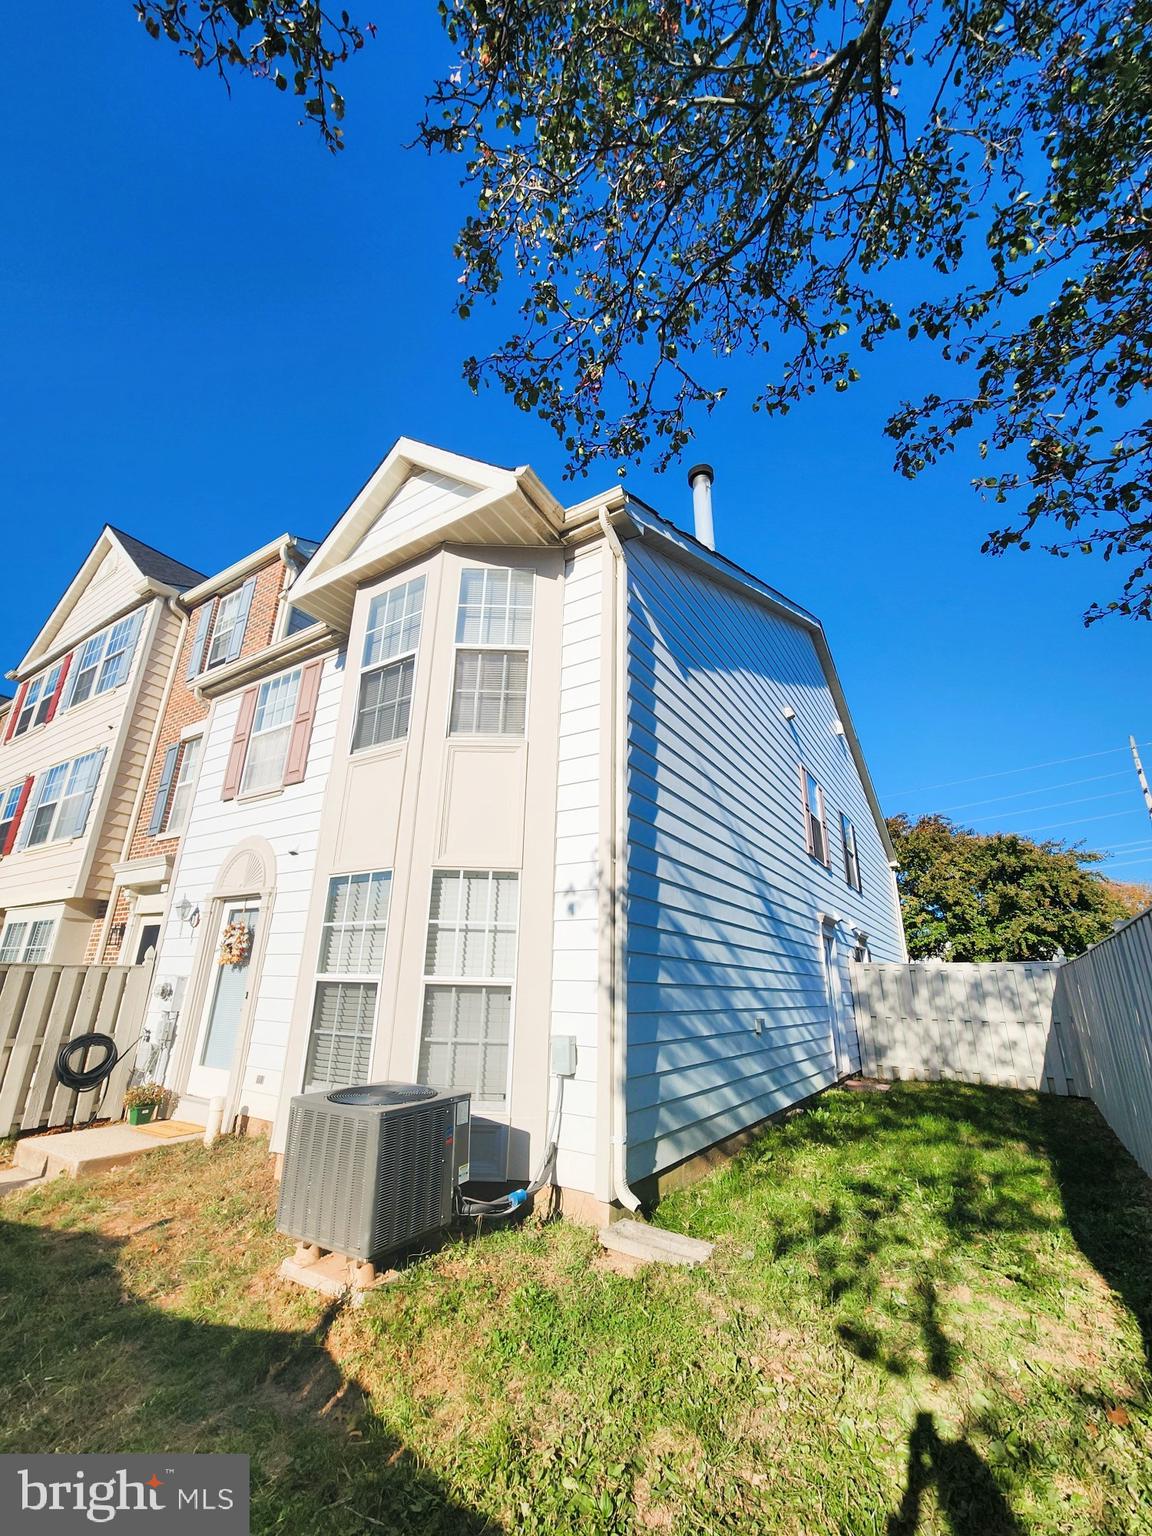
[0,959,154,1140]
[1052,909,1152,1178]
[849,960,1068,1092]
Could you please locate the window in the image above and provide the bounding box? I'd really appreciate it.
[163,737,202,835]
[303,872,392,1090]
[841,815,862,892]
[802,769,829,866]
[449,568,533,736]
[354,575,425,752]
[67,612,143,707]
[21,750,105,848]
[418,870,519,1106]
[12,661,64,737]
[0,919,54,964]
[0,783,25,849]
[207,585,249,668]
[240,669,301,795]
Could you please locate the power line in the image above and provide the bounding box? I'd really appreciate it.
[967,790,1132,825]
[889,743,1152,799]
[1010,808,1135,836]
[938,769,1132,814]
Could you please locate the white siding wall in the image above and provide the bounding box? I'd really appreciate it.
[355,470,476,563]
[146,654,343,1125]
[548,543,606,1194]
[51,551,146,654]
[623,540,904,1182]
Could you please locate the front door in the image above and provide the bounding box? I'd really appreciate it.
[187,902,260,1103]
[822,924,849,1079]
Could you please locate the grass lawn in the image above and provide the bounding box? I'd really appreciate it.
[1,1082,1150,1535]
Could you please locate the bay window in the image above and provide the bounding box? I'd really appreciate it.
[449,568,533,736]
[418,869,519,1106]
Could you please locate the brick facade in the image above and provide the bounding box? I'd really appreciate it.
[96,556,294,962]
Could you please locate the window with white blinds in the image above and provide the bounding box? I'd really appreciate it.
[0,919,54,964]
[20,749,105,848]
[449,568,533,736]
[303,871,392,1092]
[163,736,202,836]
[354,575,425,752]
[240,669,301,795]
[66,611,143,707]
[418,870,518,1106]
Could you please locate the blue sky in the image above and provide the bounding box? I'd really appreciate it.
[3,4,1151,884]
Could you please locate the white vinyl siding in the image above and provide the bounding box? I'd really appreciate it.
[139,654,342,1126]
[240,669,301,795]
[66,611,143,707]
[20,749,105,848]
[622,538,905,1183]
[303,871,392,1091]
[449,569,533,736]
[547,544,605,1194]
[418,870,518,1107]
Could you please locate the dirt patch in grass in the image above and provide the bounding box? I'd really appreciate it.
[2,1087,1151,1535]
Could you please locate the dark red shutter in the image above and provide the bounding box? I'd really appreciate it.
[282,660,324,786]
[2,776,34,855]
[221,687,259,801]
[43,652,73,723]
[4,682,28,743]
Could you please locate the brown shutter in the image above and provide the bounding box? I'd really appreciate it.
[4,682,28,743]
[2,776,34,855]
[43,652,73,723]
[221,686,259,801]
[282,659,324,786]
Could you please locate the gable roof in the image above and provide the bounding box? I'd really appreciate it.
[15,525,205,677]
[285,438,564,630]
[612,494,897,863]
[108,527,206,592]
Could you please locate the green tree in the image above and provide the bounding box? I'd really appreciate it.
[140,1,1152,622]
[887,813,1131,960]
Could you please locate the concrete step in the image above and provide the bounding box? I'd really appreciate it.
[598,1218,714,1268]
[14,1122,201,1180]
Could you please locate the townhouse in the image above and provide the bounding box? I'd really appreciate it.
[135,439,905,1218]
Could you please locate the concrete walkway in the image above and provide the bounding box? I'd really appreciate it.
[7,1121,202,1184]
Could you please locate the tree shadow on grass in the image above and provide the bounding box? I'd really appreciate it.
[0,1215,500,1536]
[1038,1092,1152,1374]
[887,1412,1024,1536]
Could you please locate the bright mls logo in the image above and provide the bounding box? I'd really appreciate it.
[0,1455,249,1531]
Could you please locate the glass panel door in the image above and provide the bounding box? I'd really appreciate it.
[187,902,259,1103]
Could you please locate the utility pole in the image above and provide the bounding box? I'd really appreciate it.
[1130,735,1152,826]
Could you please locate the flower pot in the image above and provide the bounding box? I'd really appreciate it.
[128,1104,157,1126]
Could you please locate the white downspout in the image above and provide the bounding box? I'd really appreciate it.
[598,507,642,1213]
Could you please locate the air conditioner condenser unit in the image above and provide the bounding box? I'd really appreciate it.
[277,1083,471,1262]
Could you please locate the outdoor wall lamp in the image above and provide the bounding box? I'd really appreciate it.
[174,896,200,928]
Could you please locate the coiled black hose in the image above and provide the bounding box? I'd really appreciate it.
[55,1033,120,1093]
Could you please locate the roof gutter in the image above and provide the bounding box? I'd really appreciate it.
[598,505,642,1214]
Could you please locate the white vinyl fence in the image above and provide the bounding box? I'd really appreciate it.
[849,960,1068,1092]
[1052,909,1152,1178]
[850,912,1152,1179]
[0,960,154,1140]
